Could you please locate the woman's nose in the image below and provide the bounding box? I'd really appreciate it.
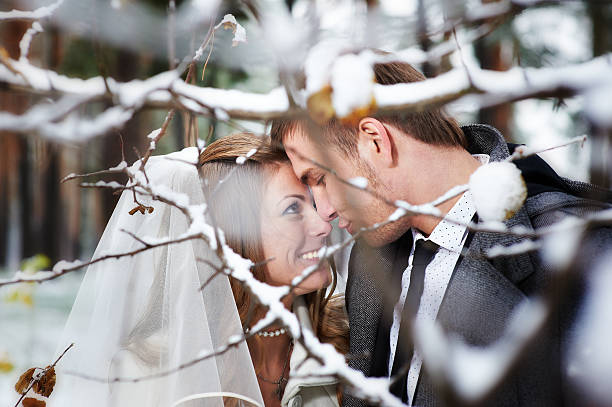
[307,208,332,238]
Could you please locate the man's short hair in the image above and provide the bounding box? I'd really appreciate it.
[270,58,467,158]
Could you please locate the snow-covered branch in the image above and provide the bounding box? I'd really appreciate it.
[2,52,612,143]
[374,54,612,113]
[0,0,63,21]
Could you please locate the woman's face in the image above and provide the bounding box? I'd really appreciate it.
[260,163,332,295]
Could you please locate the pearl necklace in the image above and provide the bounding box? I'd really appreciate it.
[258,327,287,337]
[245,327,288,338]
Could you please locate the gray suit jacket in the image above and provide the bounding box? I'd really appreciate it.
[343,124,612,406]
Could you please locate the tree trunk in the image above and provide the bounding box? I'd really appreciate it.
[0,13,30,269]
[588,3,612,189]
[474,0,513,141]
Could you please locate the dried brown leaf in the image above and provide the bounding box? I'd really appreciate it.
[15,367,36,394]
[22,397,46,407]
[32,366,56,397]
[306,85,335,125]
[338,96,378,127]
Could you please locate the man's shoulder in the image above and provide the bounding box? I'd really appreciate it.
[525,190,611,222]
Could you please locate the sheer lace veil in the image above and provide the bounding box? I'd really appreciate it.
[49,148,263,407]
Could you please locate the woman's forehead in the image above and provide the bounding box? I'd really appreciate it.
[263,164,307,199]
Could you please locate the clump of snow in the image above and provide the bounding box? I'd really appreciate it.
[0,0,64,21]
[52,259,84,273]
[330,54,375,118]
[109,161,127,171]
[92,180,124,189]
[486,239,540,258]
[61,173,77,182]
[348,176,368,189]
[214,108,229,121]
[19,21,43,62]
[469,162,527,222]
[235,148,256,165]
[388,208,407,222]
[214,14,247,47]
[171,82,289,114]
[146,128,161,151]
[395,200,441,218]
[304,40,347,97]
[44,106,134,142]
[568,250,612,404]
[118,70,178,108]
[477,220,508,232]
[147,128,161,140]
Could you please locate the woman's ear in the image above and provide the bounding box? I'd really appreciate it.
[357,117,394,168]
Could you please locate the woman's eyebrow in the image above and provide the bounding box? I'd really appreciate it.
[277,194,306,206]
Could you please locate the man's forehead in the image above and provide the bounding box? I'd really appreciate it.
[283,136,323,181]
[284,128,321,157]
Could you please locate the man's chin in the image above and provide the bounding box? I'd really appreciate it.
[361,222,409,248]
[361,229,391,248]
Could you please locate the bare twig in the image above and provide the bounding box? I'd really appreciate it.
[505,135,588,162]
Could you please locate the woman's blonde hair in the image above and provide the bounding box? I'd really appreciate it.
[198,133,349,371]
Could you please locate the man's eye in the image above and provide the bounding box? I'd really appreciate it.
[283,201,301,215]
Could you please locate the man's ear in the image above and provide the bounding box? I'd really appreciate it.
[357,117,394,168]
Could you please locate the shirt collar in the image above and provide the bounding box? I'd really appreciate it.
[412,154,490,251]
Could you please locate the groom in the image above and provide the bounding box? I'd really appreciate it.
[271,59,612,405]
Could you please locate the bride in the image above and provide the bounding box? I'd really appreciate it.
[48,132,348,407]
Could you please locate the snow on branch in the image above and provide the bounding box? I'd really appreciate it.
[0,0,64,21]
[19,21,43,61]
[465,0,566,22]
[3,52,612,139]
[374,54,612,113]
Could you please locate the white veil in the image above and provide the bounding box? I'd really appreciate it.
[49,148,264,407]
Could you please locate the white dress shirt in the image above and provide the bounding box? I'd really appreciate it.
[388,154,489,405]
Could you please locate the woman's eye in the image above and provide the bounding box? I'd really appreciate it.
[283,201,301,215]
[316,175,325,186]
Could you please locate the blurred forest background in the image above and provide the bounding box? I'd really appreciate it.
[1,0,611,404]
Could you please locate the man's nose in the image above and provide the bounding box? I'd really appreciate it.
[312,188,337,222]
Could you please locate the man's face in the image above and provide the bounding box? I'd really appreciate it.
[283,128,398,247]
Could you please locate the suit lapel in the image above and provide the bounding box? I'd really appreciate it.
[346,237,402,377]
